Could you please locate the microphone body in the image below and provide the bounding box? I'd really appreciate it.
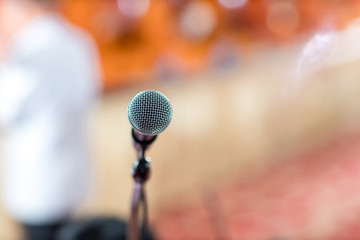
[127,90,173,154]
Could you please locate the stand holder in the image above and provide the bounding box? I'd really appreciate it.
[127,129,157,240]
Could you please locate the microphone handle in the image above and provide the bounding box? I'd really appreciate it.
[132,129,157,158]
[132,129,157,144]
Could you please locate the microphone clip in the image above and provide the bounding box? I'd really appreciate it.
[132,157,151,183]
[131,129,155,183]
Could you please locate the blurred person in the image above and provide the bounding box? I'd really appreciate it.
[209,37,240,71]
[0,0,102,239]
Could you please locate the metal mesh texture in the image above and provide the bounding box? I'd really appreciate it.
[127,90,173,135]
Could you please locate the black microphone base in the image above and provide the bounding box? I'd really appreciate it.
[56,217,156,240]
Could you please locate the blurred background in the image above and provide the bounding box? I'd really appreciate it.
[2,0,360,239]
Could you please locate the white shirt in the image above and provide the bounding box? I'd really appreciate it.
[0,14,101,224]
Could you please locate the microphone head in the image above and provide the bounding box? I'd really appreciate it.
[127,90,173,135]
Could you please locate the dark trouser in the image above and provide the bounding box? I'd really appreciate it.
[23,222,64,240]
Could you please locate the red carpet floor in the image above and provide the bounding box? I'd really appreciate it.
[153,133,360,240]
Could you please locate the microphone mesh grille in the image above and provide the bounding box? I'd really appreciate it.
[127,90,173,135]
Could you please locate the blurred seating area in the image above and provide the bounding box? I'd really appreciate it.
[61,0,360,90]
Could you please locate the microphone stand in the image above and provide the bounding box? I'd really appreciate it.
[127,129,157,240]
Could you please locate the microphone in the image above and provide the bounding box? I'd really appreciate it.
[127,90,173,240]
[127,90,173,150]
